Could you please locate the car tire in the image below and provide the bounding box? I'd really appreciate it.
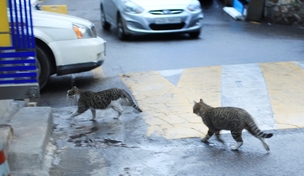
[36,45,51,89]
[117,15,129,40]
[189,31,201,38]
[100,5,111,30]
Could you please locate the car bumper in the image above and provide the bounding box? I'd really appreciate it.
[122,10,204,35]
[56,59,104,75]
[48,36,106,75]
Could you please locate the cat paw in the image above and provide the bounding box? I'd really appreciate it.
[231,146,239,151]
[201,138,209,143]
[231,142,243,151]
[264,145,270,151]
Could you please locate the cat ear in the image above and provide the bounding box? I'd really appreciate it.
[199,99,204,103]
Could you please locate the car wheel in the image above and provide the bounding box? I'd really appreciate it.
[100,5,111,30]
[189,31,201,38]
[117,15,129,40]
[36,45,51,89]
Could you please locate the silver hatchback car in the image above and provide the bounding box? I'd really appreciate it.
[100,0,204,40]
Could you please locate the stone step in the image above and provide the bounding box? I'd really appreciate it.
[7,107,53,172]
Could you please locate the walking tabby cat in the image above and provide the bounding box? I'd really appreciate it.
[193,99,273,151]
[67,86,142,122]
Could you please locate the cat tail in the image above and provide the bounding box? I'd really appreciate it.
[122,90,143,112]
[246,120,273,139]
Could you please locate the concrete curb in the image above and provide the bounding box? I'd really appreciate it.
[7,107,53,174]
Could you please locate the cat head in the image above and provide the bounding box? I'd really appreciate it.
[67,86,80,97]
[193,99,203,114]
[193,99,209,116]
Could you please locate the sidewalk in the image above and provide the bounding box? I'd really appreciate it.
[1,61,304,175]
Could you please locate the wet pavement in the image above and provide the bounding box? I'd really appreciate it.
[48,61,304,175]
[50,105,304,175]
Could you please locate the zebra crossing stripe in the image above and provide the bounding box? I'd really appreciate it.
[221,64,275,130]
[260,62,304,129]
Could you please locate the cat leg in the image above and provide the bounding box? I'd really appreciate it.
[231,142,243,151]
[69,104,89,119]
[68,111,81,119]
[110,99,123,115]
[69,111,81,127]
[201,130,214,143]
[111,101,123,119]
[90,109,96,121]
[215,131,224,144]
[246,126,271,151]
[258,137,270,151]
[69,105,88,126]
[231,131,243,150]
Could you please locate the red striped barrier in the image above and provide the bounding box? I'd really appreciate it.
[0,141,11,176]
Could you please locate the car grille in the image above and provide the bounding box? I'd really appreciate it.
[149,9,183,15]
[149,22,185,30]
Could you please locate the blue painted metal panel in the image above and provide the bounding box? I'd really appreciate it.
[0,0,39,99]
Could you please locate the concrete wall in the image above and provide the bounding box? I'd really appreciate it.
[265,0,304,26]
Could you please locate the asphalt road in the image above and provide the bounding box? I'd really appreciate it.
[38,0,304,175]
[41,0,304,78]
[38,0,304,107]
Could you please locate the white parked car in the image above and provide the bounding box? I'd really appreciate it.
[8,0,106,89]
[33,10,106,89]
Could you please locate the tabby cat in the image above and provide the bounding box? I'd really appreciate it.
[193,99,273,151]
[67,86,142,122]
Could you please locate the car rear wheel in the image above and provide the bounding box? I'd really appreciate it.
[100,5,111,30]
[36,45,51,89]
[117,16,129,40]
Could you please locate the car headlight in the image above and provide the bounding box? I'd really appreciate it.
[123,0,144,14]
[187,0,201,12]
[73,23,95,39]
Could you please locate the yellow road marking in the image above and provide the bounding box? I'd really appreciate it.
[260,62,304,129]
[120,66,222,139]
[120,71,205,139]
[177,66,222,107]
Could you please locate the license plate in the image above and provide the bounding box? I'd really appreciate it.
[155,17,181,24]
